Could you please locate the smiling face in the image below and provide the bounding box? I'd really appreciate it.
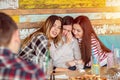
[50,20,61,38]
[72,23,83,39]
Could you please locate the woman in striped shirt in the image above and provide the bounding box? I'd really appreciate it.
[72,15,111,68]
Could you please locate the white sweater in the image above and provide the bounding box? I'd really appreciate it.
[50,37,81,68]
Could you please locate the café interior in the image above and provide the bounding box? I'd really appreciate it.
[1,0,120,80]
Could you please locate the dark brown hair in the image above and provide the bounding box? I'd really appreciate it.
[62,16,74,25]
[0,12,18,46]
[73,15,111,65]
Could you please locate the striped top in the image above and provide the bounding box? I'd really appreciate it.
[85,35,108,67]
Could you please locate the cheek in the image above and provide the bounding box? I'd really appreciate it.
[78,32,83,38]
[73,31,77,35]
[57,29,61,34]
[50,27,55,32]
[50,29,53,35]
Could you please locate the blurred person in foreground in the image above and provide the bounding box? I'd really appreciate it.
[0,12,45,80]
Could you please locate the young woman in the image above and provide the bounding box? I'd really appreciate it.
[72,15,111,68]
[50,16,81,71]
[18,15,62,69]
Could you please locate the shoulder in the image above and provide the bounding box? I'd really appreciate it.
[31,34,48,44]
[91,34,98,42]
[33,34,47,40]
[72,37,78,41]
[72,37,79,44]
[91,34,100,47]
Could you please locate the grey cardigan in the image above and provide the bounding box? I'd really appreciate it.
[50,37,81,68]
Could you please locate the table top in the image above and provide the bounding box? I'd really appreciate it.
[51,67,107,80]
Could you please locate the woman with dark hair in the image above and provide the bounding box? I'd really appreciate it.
[18,15,63,69]
[50,16,81,72]
[72,15,111,68]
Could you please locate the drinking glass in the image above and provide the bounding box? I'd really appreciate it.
[107,52,115,69]
[91,56,100,75]
[106,48,120,80]
[46,59,53,79]
[114,48,120,68]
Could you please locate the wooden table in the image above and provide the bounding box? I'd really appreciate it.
[51,67,107,80]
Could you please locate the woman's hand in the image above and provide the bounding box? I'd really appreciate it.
[66,59,84,67]
[75,59,84,65]
[65,32,73,44]
[66,60,76,67]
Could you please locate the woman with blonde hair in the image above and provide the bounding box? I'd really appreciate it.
[18,15,63,69]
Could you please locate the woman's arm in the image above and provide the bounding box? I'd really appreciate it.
[73,38,81,60]
[32,34,48,55]
[91,35,108,66]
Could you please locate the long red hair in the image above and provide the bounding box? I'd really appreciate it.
[73,15,111,65]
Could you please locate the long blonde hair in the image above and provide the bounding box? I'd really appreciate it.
[21,15,63,48]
